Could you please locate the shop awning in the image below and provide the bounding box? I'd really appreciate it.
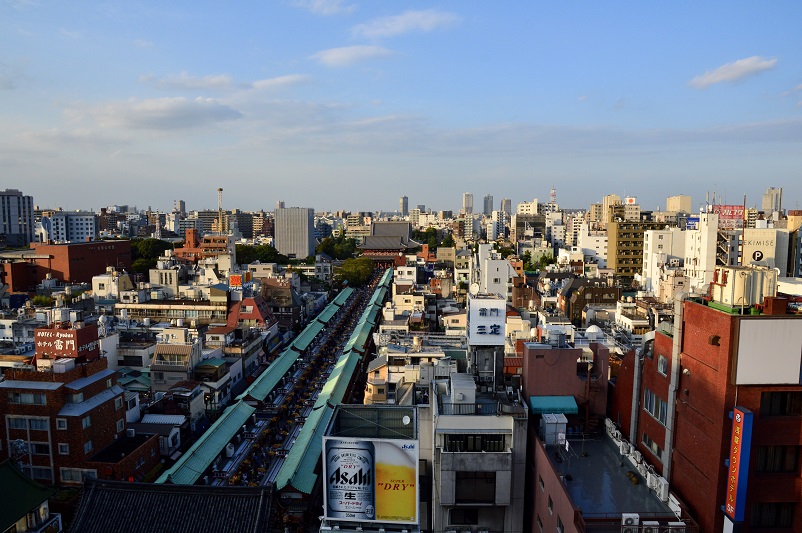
[529,395,578,415]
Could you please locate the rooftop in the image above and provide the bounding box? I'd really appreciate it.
[547,436,674,518]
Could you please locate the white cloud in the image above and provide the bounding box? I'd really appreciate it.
[73,97,242,130]
[689,56,777,89]
[251,74,312,90]
[140,71,234,91]
[292,0,355,15]
[311,45,393,67]
[351,9,458,38]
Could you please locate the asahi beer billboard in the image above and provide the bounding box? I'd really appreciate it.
[324,437,419,524]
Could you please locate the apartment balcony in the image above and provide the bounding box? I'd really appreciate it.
[28,513,62,533]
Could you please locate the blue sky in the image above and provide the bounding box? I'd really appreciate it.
[2,1,801,214]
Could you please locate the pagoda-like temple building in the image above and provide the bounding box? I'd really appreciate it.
[357,221,420,268]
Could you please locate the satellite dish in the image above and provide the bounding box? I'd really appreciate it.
[402,415,411,425]
[469,283,480,296]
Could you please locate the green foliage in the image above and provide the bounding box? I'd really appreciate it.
[441,233,455,248]
[497,246,515,259]
[412,227,439,249]
[32,295,52,306]
[335,257,374,287]
[316,234,358,260]
[236,244,291,265]
[131,258,155,275]
[131,238,173,261]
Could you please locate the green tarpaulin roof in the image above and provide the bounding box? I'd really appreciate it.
[529,395,578,415]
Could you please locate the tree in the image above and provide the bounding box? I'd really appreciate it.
[131,258,154,275]
[131,238,173,261]
[334,257,374,287]
[316,234,357,260]
[441,233,455,248]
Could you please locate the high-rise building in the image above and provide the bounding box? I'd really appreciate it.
[0,189,34,246]
[501,198,512,215]
[274,207,315,259]
[761,187,782,214]
[483,194,494,215]
[399,196,408,217]
[462,192,473,215]
[602,194,622,226]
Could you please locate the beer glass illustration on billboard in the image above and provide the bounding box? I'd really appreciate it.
[325,439,375,520]
[375,441,417,523]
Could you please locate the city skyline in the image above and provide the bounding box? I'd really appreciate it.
[2,2,801,212]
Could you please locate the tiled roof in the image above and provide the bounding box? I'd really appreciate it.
[0,460,54,532]
[68,478,273,533]
[371,221,412,238]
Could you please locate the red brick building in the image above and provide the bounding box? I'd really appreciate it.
[611,266,802,532]
[0,240,131,292]
[0,324,158,485]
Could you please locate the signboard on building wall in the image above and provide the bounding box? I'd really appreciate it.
[724,407,753,522]
[712,205,744,229]
[34,326,100,360]
[323,437,419,524]
[686,217,700,230]
[467,296,507,346]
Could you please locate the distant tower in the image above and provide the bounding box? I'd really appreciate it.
[400,196,409,217]
[483,194,493,216]
[762,187,783,213]
[501,198,512,216]
[462,192,474,215]
[217,187,224,234]
[550,186,557,205]
[276,200,285,210]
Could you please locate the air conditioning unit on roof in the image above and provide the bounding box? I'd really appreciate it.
[664,522,686,533]
[621,513,640,532]
[642,521,660,533]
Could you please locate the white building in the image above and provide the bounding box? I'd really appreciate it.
[684,212,718,291]
[641,227,686,293]
[516,198,539,215]
[576,222,608,268]
[39,211,97,243]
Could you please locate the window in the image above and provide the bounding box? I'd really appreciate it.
[539,475,545,491]
[643,388,668,425]
[445,434,506,452]
[8,391,46,405]
[755,445,798,473]
[548,495,553,514]
[642,432,663,460]
[115,397,124,410]
[449,508,478,525]
[59,443,69,455]
[135,456,145,469]
[82,416,91,429]
[116,419,124,433]
[106,378,113,389]
[70,392,84,404]
[28,442,50,455]
[83,440,93,454]
[557,515,564,533]
[56,418,67,430]
[761,392,802,416]
[23,466,53,481]
[455,471,496,503]
[60,468,96,483]
[657,355,668,376]
[750,502,794,528]
[536,515,543,532]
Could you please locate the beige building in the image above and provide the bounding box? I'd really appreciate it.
[606,220,668,282]
[666,194,692,213]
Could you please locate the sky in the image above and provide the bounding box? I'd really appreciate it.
[2,1,802,214]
